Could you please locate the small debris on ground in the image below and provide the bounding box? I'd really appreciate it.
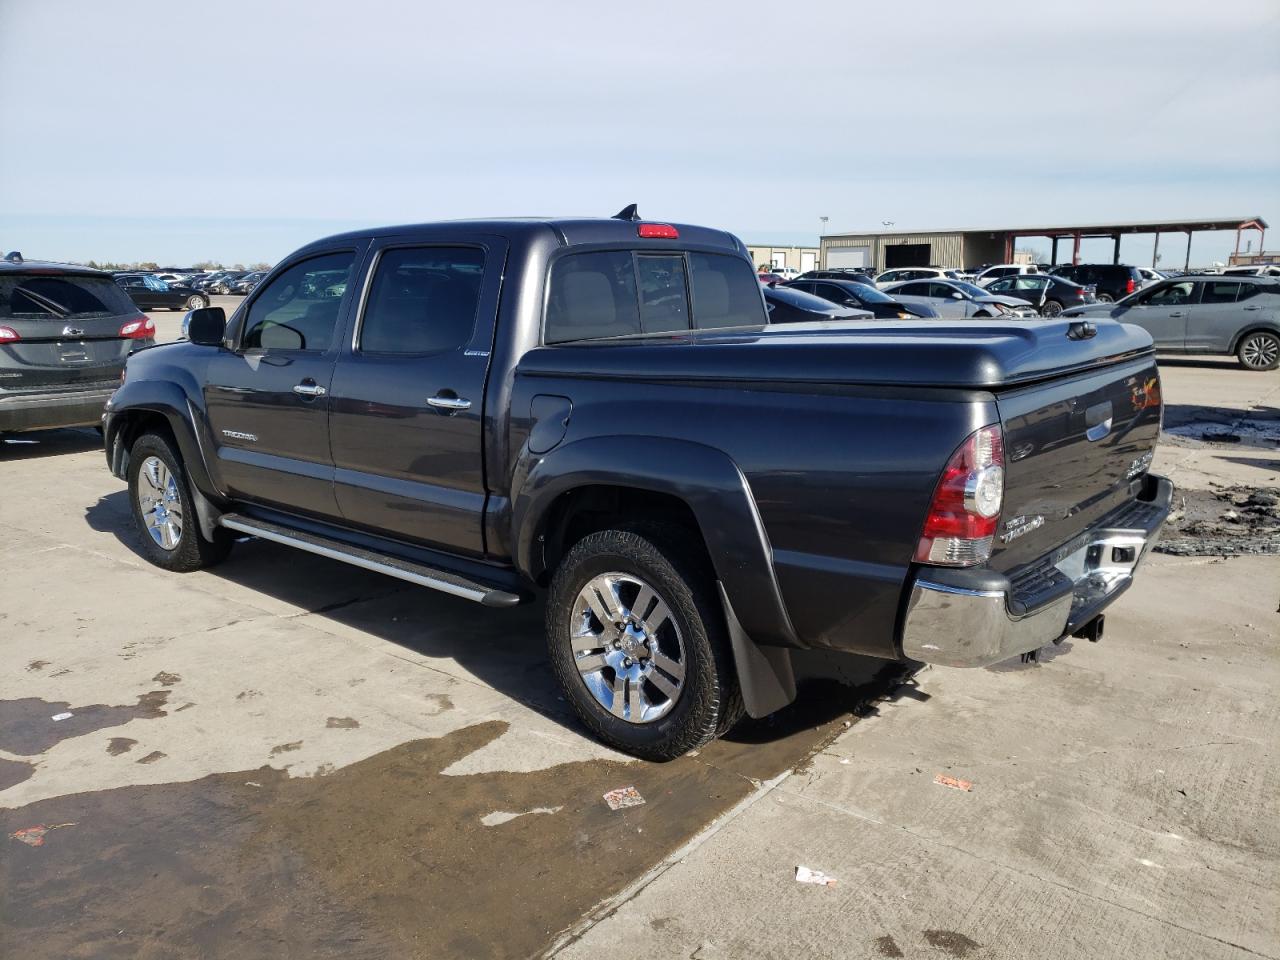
[794,865,838,886]
[50,712,73,722]
[934,774,973,792]
[1157,486,1280,556]
[603,786,645,810]
[9,823,77,847]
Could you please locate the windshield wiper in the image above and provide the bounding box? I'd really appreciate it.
[13,287,72,318]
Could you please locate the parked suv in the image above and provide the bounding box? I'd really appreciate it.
[1,253,155,438]
[1050,264,1144,303]
[1063,276,1280,370]
[102,212,1171,760]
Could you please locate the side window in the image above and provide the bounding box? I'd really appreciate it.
[688,253,766,329]
[814,283,844,302]
[636,254,689,334]
[1200,281,1242,305]
[1144,282,1195,306]
[987,278,1011,292]
[929,282,956,298]
[545,251,640,343]
[1235,284,1261,303]
[358,246,485,354]
[898,282,929,296]
[241,251,355,352]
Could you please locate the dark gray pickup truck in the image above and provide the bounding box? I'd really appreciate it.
[102,210,1172,759]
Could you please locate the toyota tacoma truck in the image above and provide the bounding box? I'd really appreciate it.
[102,209,1172,760]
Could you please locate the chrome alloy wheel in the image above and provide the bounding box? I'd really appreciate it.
[1240,333,1279,369]
[569,573,686,724]
[137,455,183,550]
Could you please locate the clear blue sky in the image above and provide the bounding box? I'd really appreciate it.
[1,0,1276,268]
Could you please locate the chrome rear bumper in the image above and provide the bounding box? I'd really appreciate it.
[901,474,1173,668]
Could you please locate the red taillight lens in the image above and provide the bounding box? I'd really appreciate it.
[637,223,679,239]
[915,424,1005,566]
[119,316,155,339]
[0,325,19,342]
[1074,287,1086,298]
[1125,278,1135,295]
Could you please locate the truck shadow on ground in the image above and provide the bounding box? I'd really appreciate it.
[84,490,915,762]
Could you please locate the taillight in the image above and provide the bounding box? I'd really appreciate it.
[0,325,19,342]
[915,424,1005,566]
[637,223,679,239]
[1125,278,1135,295]
[1074,287,1086,298]
[119,316,155,339]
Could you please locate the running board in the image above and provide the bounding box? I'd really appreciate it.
[218,513,523,608]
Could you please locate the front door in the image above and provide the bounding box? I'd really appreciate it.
[203,248,363,519]
[328,239,507,557]
[1118,280,1195,350]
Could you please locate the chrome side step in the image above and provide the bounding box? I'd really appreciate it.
[218,513,523,608]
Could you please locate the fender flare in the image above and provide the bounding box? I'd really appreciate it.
[510,436,801,717]
[106,379,220,502]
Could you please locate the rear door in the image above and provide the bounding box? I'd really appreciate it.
[1115,280,1195,349]
[203,247,364,519]
[0,272,141,389]
[1187,280,1245,351]
[327,237,507,557]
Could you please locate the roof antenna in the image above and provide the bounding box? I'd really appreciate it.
[4,251,22,264]
[613,204,640,222]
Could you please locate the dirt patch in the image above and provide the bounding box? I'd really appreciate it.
[151,672,182,686]
[923,930,982,957]
[25,661,50,672]
[0,692,169,756]
[135,751,166,765]
[0,758,35,792]
[326,717,360,729]
[1155,486,1280,556]
[106,738,137,756]
[269,741,303,756]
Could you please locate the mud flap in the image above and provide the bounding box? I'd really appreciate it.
[718,582,796,718]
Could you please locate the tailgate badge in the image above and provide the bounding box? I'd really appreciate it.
[1001,515,1045,543]
[62,325,85,337]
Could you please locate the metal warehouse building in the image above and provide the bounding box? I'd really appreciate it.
[820,216,1268,273]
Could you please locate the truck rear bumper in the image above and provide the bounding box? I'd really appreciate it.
[900,473,1173,668]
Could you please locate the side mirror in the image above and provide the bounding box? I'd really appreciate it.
[183,306,226,346]
[950,292,965,300]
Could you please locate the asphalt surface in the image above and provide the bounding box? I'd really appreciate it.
[1,310,1276,959]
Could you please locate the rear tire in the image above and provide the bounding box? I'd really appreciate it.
[1042,299,1064,317]
[1097,293,1115,303]
[127,432,232,572]
[546,526,742,761]
[1237,330,1280,371]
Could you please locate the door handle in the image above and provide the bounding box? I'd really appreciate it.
[292,381,327,397]
[427,395,471,412]
[1168,312,1185,318]
[1243,305,1261,311]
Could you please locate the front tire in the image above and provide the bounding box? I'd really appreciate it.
[546,527,742,761]
[127,432,232,572]
[1237,330,1280,371]
[1097,293,1115,303]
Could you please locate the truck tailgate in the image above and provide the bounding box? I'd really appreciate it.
[990,355,1162,574]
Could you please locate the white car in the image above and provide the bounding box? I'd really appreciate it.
[1137,267,1166,286]
[1223,264,1280,278]
[873,267,964,289]
[974,264,1039,287]
[769,266,801,280]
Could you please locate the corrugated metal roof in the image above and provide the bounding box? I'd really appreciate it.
[824,216,1267,239]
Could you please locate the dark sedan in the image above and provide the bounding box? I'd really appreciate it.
[784,278,941,319]
[982,274,1095,317]
[762,283,874,324]
[113,274,209,312]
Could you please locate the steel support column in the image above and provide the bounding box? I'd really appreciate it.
[1184,231,1193,270]
[1112,234,1121,264]
[1152,232,1160,268]
[1050,236,1059,265]
[1072,233,1081,265]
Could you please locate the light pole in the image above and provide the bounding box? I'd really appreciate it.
[819,217,828,268]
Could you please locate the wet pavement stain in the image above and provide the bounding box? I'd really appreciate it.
[923,930,983,957]
[326,717,360,729]
[25,660,50,672]
[151,671,182,686]
[235,690,261,701]
[135,751,166,765]
[0,692,170,756]
[106,738,137,756]
[874,934,905,958]
[0,758,34,792]
[0,665,907,959]
[269,741,303,756]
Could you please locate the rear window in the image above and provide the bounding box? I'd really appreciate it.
[0,274,138,320]
[544,250,764,343]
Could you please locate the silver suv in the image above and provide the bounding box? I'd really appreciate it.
[1063,275,1279,370]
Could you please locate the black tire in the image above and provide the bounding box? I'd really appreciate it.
[1042,299,1064,317]
[546,526,742,761]
[1096,293,1115,303]
[1236,330,1280,371]
[127,432,232,572]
